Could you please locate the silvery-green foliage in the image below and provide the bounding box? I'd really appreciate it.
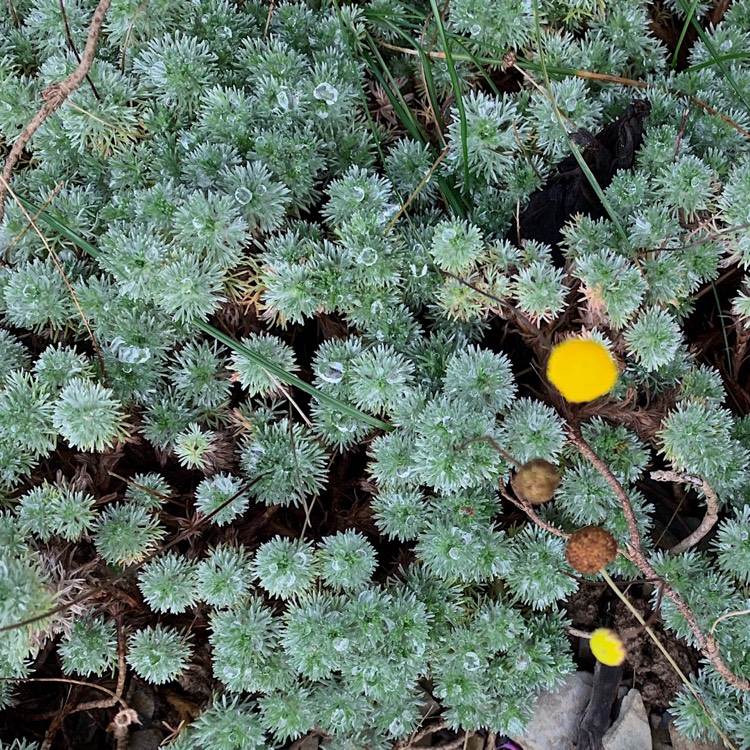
[650,551,743,648]
[0,329,29,382]
[230,333,298,397]
[2,257,75,333]
[132,31,218,115]
[429,219,484,275]
[512,260,567,324]
[140,386,199,452]
[257,688,315,742]
[197,544,253,609]
[624,306,683,371]
[218,161,291,234]
[59,617,117,677]
[0,739,39,750]
[174,423,216,471]
[0,371,57,459]
[52,378,128,452]
[416,517,509,583]
[368,431,422,489]
[503,525,578,610]
[171,191,249,268]
[384,139,439,207]
[412,395,506,492]
[92,503,164,566]
[252,536,316,600]
[0,680,14,711]
[580,418,649,484]
[192,693,265,750]
[370,488,427,541]
[31,344,92,393]
[445,91,529,185]
[348,345,415,416]
[677,365,726,405]
[138,552,199,614]
[323,166,393,227]
[442,346,516,414]
[448,0,535,51]
[209,597,284,693]
[195,473,248,525]
[240,419,328,507]
[500,398,566,463]
[528,78,602,161]
[124,473,172,511]
[17,481,96,542]
[316,530,377,592]
[0,550,55,678]
[659,401,750,497]
[712,507,750,584]
[156,256,225,324]
[126,625,193,684]
[573,250,647,327]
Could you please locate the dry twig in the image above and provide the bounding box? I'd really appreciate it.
[650,470,720,555]
[568,426,750,691]
[0,0,112,221]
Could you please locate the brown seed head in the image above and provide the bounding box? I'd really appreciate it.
[511,459,561,505]
[565,526,617,574]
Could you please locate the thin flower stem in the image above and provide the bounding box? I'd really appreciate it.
[599,569,738,750]
[710,608,750,637]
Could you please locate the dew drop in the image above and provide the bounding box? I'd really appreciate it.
[313,82,339,104]
[234,187,254,204]
[463,651,481,671]
[357,247,378,266]
[320,361,345,384]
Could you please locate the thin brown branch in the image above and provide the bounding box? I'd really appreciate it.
[650,470,720,555]
[1,181,64,259]
[2,677,126,707]
[500,487,570,540]
[568,426,750,691]
[78,616,127,712]
[0,0,111,221]
[120,0,148,72]
[58,0,101,99]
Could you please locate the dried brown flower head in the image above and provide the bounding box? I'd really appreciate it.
[565,526,618,574]
[511,458,561,505]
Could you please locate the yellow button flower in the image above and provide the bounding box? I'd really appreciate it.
[589,628,627,667]
[546,338,618,403]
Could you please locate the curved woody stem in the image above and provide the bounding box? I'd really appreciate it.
[567,426,750,691]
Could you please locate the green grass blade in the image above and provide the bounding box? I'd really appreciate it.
[195,321,391,430]
[363,32,428,142]
[20,194,392,432]
[671,0,700,69]
[14,195,100,258]
[529,0,630,249]
[686,52,750,72]
[361,32,467,216]
[676,0,750,111]
[429,0,470,191]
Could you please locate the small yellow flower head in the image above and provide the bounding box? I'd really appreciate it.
[546,338,618,403]
[589,628,627,667]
